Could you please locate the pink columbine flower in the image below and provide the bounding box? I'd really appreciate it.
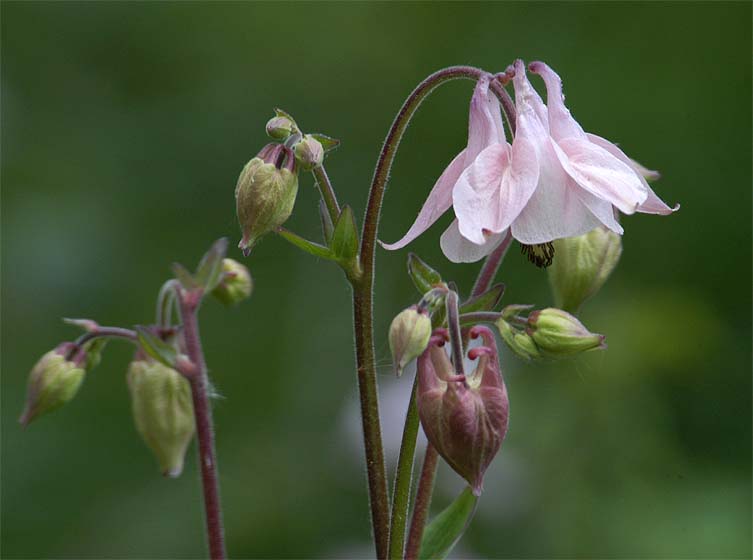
[383,60,677,263]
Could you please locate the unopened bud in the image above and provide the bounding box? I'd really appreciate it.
[496,318,541,361]
[417,327,509,495]
[127,359,195,477]
[19,343,86,427]
[527,308,605,357]
[236,143,299,256]
[548,226,622,313]
[389,306,432,375]
[293,134,324,171]
[211,259,252,306]
[265,115,296,141]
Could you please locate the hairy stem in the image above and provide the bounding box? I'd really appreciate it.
[459,311,503,327]
[74,326,138,347]
[471,231,513,297]
[179,293,226,560]
[312,165,341,223]
[354,65,488,558]
[404,444,439,560]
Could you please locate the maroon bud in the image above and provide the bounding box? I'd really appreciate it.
[417,326,509,495]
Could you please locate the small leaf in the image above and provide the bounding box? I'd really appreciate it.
[419,487,478,560]
[278,228,336,261]
[171,263,199,290]
[310,133,340,153]
[330,205,358,263]
[319,199,334,244]
[195,238,228,292]
[460,283,506,314]
[407,253,444,295]
[135,326,177,368]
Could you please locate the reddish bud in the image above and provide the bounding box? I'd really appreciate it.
[417,326,509,495]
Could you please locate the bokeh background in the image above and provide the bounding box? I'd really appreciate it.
[2,2,751,558]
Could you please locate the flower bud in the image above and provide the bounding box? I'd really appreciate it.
[236,143,299,256]
[388,306,432,376]
[548,226,622,313]
[496,318,542,361]
[265,115,296,141]
[527,308,605,357]
[417,327,509,495]
[19,343,86,427]
[127,358,195,477]
[293,134,324,171]
[211,258,253,306]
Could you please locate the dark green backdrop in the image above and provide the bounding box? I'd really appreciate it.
[2,2,751,558]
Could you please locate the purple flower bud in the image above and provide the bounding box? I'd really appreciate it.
[417,326,509,495]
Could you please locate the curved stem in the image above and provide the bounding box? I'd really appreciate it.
[74,326,138,347]
[471,231,513,297]
[312,165,341,223]
[387,377,420,559]
[445,291,465,375]
[354,66,488,559]
[404,444,439,560]
[156,279,180,328]
[459,311,503,327]
[178,293,226,560]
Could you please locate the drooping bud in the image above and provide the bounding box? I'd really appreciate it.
[211,258,253,306]
[293,134,324,171]
[417,327,509,495]
[127,358,195,477]
[388,305,432,376]
[548,226,622,313]
[265,115,296,141]
[236,143,299,256]
[19,343,86,427]
[527,308,605,357]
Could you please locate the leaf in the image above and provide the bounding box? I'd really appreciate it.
[135,326,177,368]
[407,253,444,295]
[419,487,478,560]
[310,132,340,153]
[277,228,336,261]
[195,238,228,292]
[330,205,358,263]
[171,262,199,291]
[319,199,334,244]
[460,283,506,314]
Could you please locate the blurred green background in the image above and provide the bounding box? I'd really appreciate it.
[2,2,751,558]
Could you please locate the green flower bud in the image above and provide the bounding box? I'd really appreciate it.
[265,115,296,141]
[389,306,432,375]
[527,308,605,357]
[236,143,299,256]
[127,359,195,477]
[211,258,253,306]
[293,134,324,171]
[496,318,542,361]
[19,344,86,427]
[548,226,622,313]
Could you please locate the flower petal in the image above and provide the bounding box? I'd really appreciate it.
[467,75,506,160]
[585,133,679,215]
[380,149,467,250]
[511,140,601,244]
[440,219,505,263]
[528,61,585,141]
[553,136,648,215]
[574,187,624,234]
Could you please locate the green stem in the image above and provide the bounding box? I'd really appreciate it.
[355,65,489,559]
[312,164,341,223]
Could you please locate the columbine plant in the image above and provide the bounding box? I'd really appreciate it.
[23,59,676,559]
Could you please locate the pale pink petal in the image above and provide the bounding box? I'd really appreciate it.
[529,61,585,141]
[586,133,679,215]
[512,59,549,132]
[553,136,648,215]
[574,187,624,234]
[381,149,467,250]
[511,140,601,244]
[440,219,506,263]
[466,75,506,160]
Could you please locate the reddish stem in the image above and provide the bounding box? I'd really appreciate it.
[404,445,439,560]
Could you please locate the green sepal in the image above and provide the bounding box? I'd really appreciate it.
[194,238,228,292]
[310,133,340,153]
[278,228,337,261]
[273,107,299,132]
[330,205,359,264]
[319,199,334,244]
[459,283,505,314]
[82,338,107,371]
[407,253,444,295]
[419,487,478,560]
[171,263,200,291]
[135,326,177,368]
